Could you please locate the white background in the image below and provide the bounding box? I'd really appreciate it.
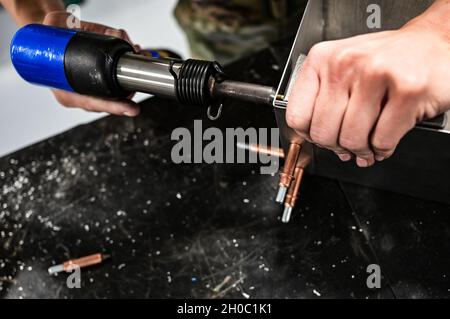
[0,0,190,156]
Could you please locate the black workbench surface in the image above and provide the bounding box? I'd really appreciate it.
[1,43,449,299]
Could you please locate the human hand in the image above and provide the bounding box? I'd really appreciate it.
[286,14,450,167]
[43,11,141,117]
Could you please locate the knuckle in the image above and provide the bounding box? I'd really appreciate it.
[286,111,301,130]
[371,135,396,154]
[333,47,357,69]
[43,12,68,27]
[110,29,120,37]
[310,125,334,147]
[393,74,427,97]
[309,42,331,61]
[54,93,72,107]
[118,29,128,40]
[104,28,122,38]
[363,56,387,79]
[42,13,55,25]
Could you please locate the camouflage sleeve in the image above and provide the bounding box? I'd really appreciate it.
[174,0,307,64]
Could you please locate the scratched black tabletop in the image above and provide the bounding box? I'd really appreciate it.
[0,42,449,299]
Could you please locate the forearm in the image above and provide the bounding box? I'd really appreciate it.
[409,0,450,42]
[0,0,64,25]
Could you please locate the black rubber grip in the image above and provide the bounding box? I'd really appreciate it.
[64,31,134,98]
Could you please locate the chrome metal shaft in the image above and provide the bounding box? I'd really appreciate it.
[213,80,276,106]
[117,53,276,107]
[116,53,182,99]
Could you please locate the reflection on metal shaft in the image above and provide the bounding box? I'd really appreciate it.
[214,80,276,106]
[117,53,182,98]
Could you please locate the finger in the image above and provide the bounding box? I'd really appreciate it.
[103,28,133,44]
[43,13,137,51]
[339,79,387,167]
[78,21,111,34]
[118,29,133,43]
[43,12,128,40]
[77,21,134,45]
[370,96,418,161]
[286,57,320,140]
[43,12,70,27]
[54,91,140,117]
[309,78,350,156]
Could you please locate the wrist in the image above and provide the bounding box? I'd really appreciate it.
[406,0,450,44]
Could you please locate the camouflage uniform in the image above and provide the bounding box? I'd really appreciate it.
[174,0,307,64]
